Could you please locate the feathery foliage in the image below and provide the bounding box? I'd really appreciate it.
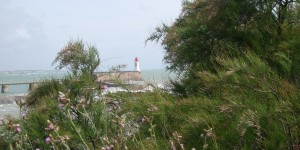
[147,0,300,91]
[52,39,100,76]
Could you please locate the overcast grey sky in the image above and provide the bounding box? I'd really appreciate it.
[0,0,182,71]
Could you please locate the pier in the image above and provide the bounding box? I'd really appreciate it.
[1,82,39,93]
[1,70,141,93]
[94,71,141,82]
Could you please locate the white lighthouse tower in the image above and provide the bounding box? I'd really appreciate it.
[134,57,140,72]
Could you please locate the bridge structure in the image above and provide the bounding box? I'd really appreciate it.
[1,70,142,93]
[0,82,39,93]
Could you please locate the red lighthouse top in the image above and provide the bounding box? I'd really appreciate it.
[134,57,139,62]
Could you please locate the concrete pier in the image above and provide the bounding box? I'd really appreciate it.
[1,85,8,93]
[94,71,142,82]
[29,83,38,92]
[1,82,40,93]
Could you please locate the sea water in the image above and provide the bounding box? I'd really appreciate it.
[0,69,174,117]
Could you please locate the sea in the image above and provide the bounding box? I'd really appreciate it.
[0,69,174,118]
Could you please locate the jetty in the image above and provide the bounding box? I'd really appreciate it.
[94,71,141,82]
[94,57,142,82]
[1,82,39,93]
[0,72,142,93]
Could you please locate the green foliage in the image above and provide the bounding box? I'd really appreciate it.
[25,72,98,109]
[25,78,62,108]
[289,24,300,87]
[147,0,300,89]
[291,49,300,86]
[53,39,100,76]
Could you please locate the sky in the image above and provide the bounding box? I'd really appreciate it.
[0,0,182,71]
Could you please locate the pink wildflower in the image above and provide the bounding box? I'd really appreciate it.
[45,120,55,131]
[58,103,64,109]
[48,123,54,130]
[16,127,22,133]
[102,85,108,90]
[170,141,176,150]
[45,136,52,144]
[22,112,27,119]
[106,145,111,150]
[141,116,148,123]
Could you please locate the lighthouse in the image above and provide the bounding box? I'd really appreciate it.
[134,57,140,72]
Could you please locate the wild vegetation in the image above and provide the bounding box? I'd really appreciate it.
[1,0,300,149]
[147,0,300,94]
[52,39,100,76]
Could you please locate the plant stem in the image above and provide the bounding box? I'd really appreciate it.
[67,110,90,150]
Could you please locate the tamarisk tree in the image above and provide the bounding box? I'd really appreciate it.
[148,0,300,93]
[53,39,100,76]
